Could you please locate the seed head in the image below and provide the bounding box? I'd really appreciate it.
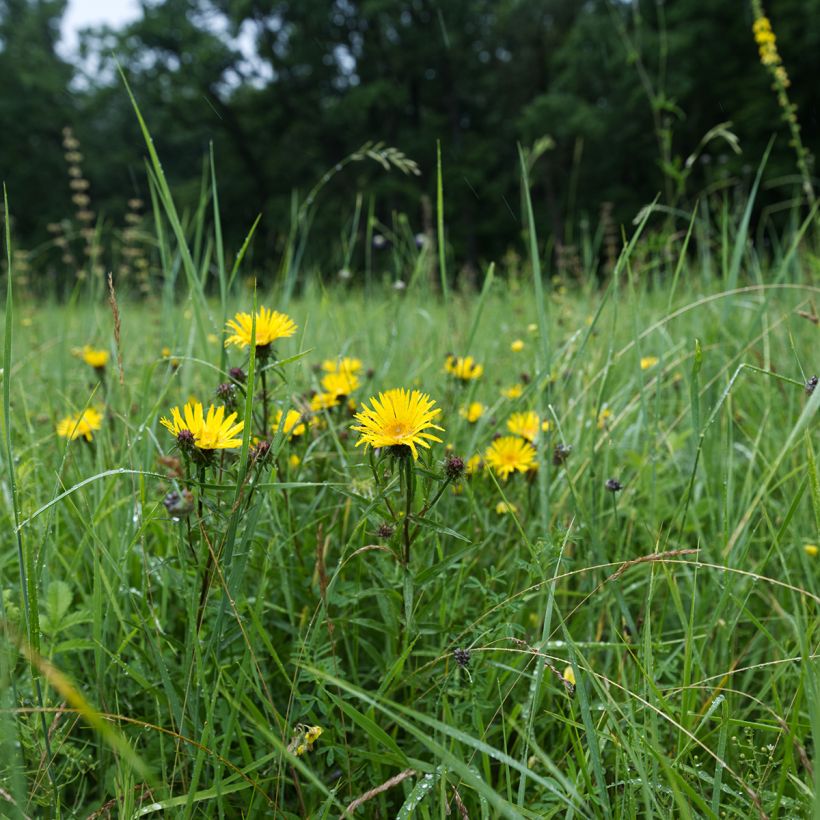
[806,375,818,395]
[605,478,623,492]
[553,443,572,466]
[454,648,471,668]
[215,382,235,401]
[444,454,465,481]
[377,523,395,539]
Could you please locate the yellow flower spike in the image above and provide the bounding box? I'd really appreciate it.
[160,400,244,450]
[444,354,483,381]
[224,306,297,350]
[352,388,444,460]
[485,435,537,479]
[56,407,104,442]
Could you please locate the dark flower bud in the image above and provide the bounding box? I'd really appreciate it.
[553,443,572,466]
[215,382,234,401]
[605,478,623,492]
[444,454,465,480]
[377,523,394,539]
[806,375,818,395]
[454,648,471,668]
[163,489,194,517]
[229,367,246,384]
[520,372,531,385]
[176,429,195,451]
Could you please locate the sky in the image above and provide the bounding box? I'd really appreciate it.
[59,0,141,56]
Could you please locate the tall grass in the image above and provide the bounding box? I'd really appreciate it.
[1,103,819,817]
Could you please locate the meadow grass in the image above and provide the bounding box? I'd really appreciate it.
[1,225,819,818]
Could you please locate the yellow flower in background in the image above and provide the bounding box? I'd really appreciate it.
[305,725,323,744]
[321,369,360,398]
[224,306,297,350]
[597,407,613,429]
[466,454,483,476]
[511,339,525,352]
[562,665,576,687]
[506,410,541,442]
[495,501,517,515]
[501,383,523,400]
[56,407,103,442]
[640,356,659,371]
[459,402,485,423]
[352,388,444,459]
[445,354,483,381]
[527,323,538,334]
[322,356,362,375]
[160,400,244,450]
[485,435,537,479]
[289,453,301,469]
[76,345,109,369]
[804,544,818,558]
[311,392,340,412]
[274,409,307,439]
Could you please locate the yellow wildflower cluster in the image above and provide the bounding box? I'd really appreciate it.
[752,16,788,83]
[290,725,324,757]
[445,354,483,381]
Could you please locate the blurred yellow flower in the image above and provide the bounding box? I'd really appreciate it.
[485,435,537,479]
[274,409,307,439]
[445,354,483,381]
[352,388,443,460]
[562,665,576,687]
[597,407,613,429]
[289,454,301,469]
[501,384,523,400]
[459,402,485,423]
[640,356,659,371]
[225,306,297,350]
[495,501,517,515]
[804,544,818,557]
[56,407,103,442]
[466,454,483,476]
[311,392,340,412]
[507,410,541,442]
[510,339,525,352]
[321,369,360,398]
[322,356,362,375]
[76,345,109,369]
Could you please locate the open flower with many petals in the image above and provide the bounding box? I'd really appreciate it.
[224,307,297,352]
[56,407,104,442]
[160,400,244,450]
[506,410,543,442]
[352,388,444,459]
[321,369,360,399]
[485,435,537,479]
[459,402,485,423]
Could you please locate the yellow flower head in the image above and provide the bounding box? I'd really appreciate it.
[805,544,818,558]
[510,339,525,353]
[311,392,340,412]
[289,453,301,469]
[305,725,323,744]
[77,345,109,369]
[322,357,362,376]
[459,402,485,423]
[321,369,360,398]
[597,407,613,429]
[485,435,537,479]
[352,388,444,459]
[466,454,483,476]
[640,356,659,371]
[501,383,523,400]
[562,665,576,687]
[506,410,541,442]
[160,400,244,450]
[444,354,483,381]
[274,408,307,439]
[56,407,103,442]
[224,307,297,350]
[495,500,517,515]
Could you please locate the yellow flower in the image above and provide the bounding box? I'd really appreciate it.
[321,369,360,398]
[274,409,307,439]
[322,357,362,376]
[485,435,537,479]
[506,410,541,442]
[160,400,244,450]
[295,744,307,757]
[161,346,172,358]
[805,544,818,558]
[311,392,340,412]
[305,725,323,744]
[466,454,483,476]
[352,388,444,460]
[562,665,576,687]
[444,354,483,381]
[459,402,485,423]
[527,323,538,334]
[640,356,659,371]
[495,500,517,515]
[289,453,301,469]
[56,407,103,442]
[511,339,525,352]
[77,345,109,369]
[501,384,523,400]
[224,307,297,350]
[597,407,613,429]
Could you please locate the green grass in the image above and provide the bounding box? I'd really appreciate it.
[1,241,819,817]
